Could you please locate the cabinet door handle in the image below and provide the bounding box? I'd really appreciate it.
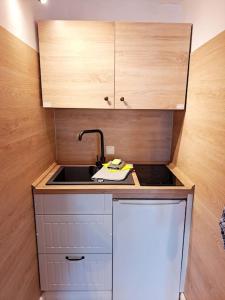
[104,96,109,101]
[120,97,125,102]
[65,256,85,261]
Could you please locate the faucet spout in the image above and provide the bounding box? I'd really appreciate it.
[77,129,105,167]
[78,130,85,141]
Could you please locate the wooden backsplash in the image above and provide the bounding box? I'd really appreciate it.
[55,109,173,164]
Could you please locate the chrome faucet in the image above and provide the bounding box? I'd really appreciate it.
[78,129,105,168]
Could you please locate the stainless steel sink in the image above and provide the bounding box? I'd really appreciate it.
[47,165,134,185]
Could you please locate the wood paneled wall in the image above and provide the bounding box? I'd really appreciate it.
[0,27,55,300]
[172,31,225,300]
[55,109,173,164]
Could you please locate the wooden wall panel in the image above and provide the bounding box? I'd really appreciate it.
[172,31,225,300]
[0,27,55,300]
[55,109,173,164]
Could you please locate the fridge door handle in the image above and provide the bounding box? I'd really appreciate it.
[117,200,184,205]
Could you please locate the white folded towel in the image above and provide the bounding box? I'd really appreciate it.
[92,166,130,182]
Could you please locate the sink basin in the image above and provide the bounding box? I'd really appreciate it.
[47,165,134,185]
[47,166,99,185]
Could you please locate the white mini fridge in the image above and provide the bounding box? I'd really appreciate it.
[113,199,186,300]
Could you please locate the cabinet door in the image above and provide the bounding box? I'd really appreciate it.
[115,23,192,109]
[38,21,114,108]
[113,199,186,300]
[36,215,112,254]
[39,254,112,291]
[43,291,112,300]
[34,194,112,215]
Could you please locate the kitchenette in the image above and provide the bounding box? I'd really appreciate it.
[33,161,194,300]
[28,19,194,300]
[1,1,225,300]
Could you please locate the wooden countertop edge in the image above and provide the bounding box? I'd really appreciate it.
[32,162,57,188]
[33,163,194,198]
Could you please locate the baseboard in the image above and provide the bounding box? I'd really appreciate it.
[180,293,186,300]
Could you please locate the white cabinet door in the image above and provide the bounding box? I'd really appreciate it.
[36,215,112,254]
[113,199,186,300]
[39,254,112,291]
[34,194,112,215]
[43,291,112,300]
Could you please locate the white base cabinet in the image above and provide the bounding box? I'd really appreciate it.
[34,194,189,300]
[113,199,186,300]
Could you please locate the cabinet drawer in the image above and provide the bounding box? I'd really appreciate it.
[34,194,112,215]
[36,215,112,254]
[39,254,112,291]
[43,291,112,300]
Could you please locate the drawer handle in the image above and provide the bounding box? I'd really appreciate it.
[65,256,85,261]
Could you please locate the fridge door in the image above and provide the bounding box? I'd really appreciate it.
[113,199,186,300]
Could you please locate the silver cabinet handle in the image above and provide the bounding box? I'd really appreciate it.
[65,256,85,261]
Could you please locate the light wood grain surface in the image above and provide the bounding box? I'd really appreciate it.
[55,109,173,164]
[115,22,192,109]
[38,21,191,110]
[0,26,55,300]
[38,21,114,108]
[172,30,225,300]
[33,163,193,199]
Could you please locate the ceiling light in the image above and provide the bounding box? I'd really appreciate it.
[39,0,48,4]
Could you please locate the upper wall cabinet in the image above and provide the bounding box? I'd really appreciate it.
[115,23,192,110]
[38,21,114,108]
[38,21,192,110]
